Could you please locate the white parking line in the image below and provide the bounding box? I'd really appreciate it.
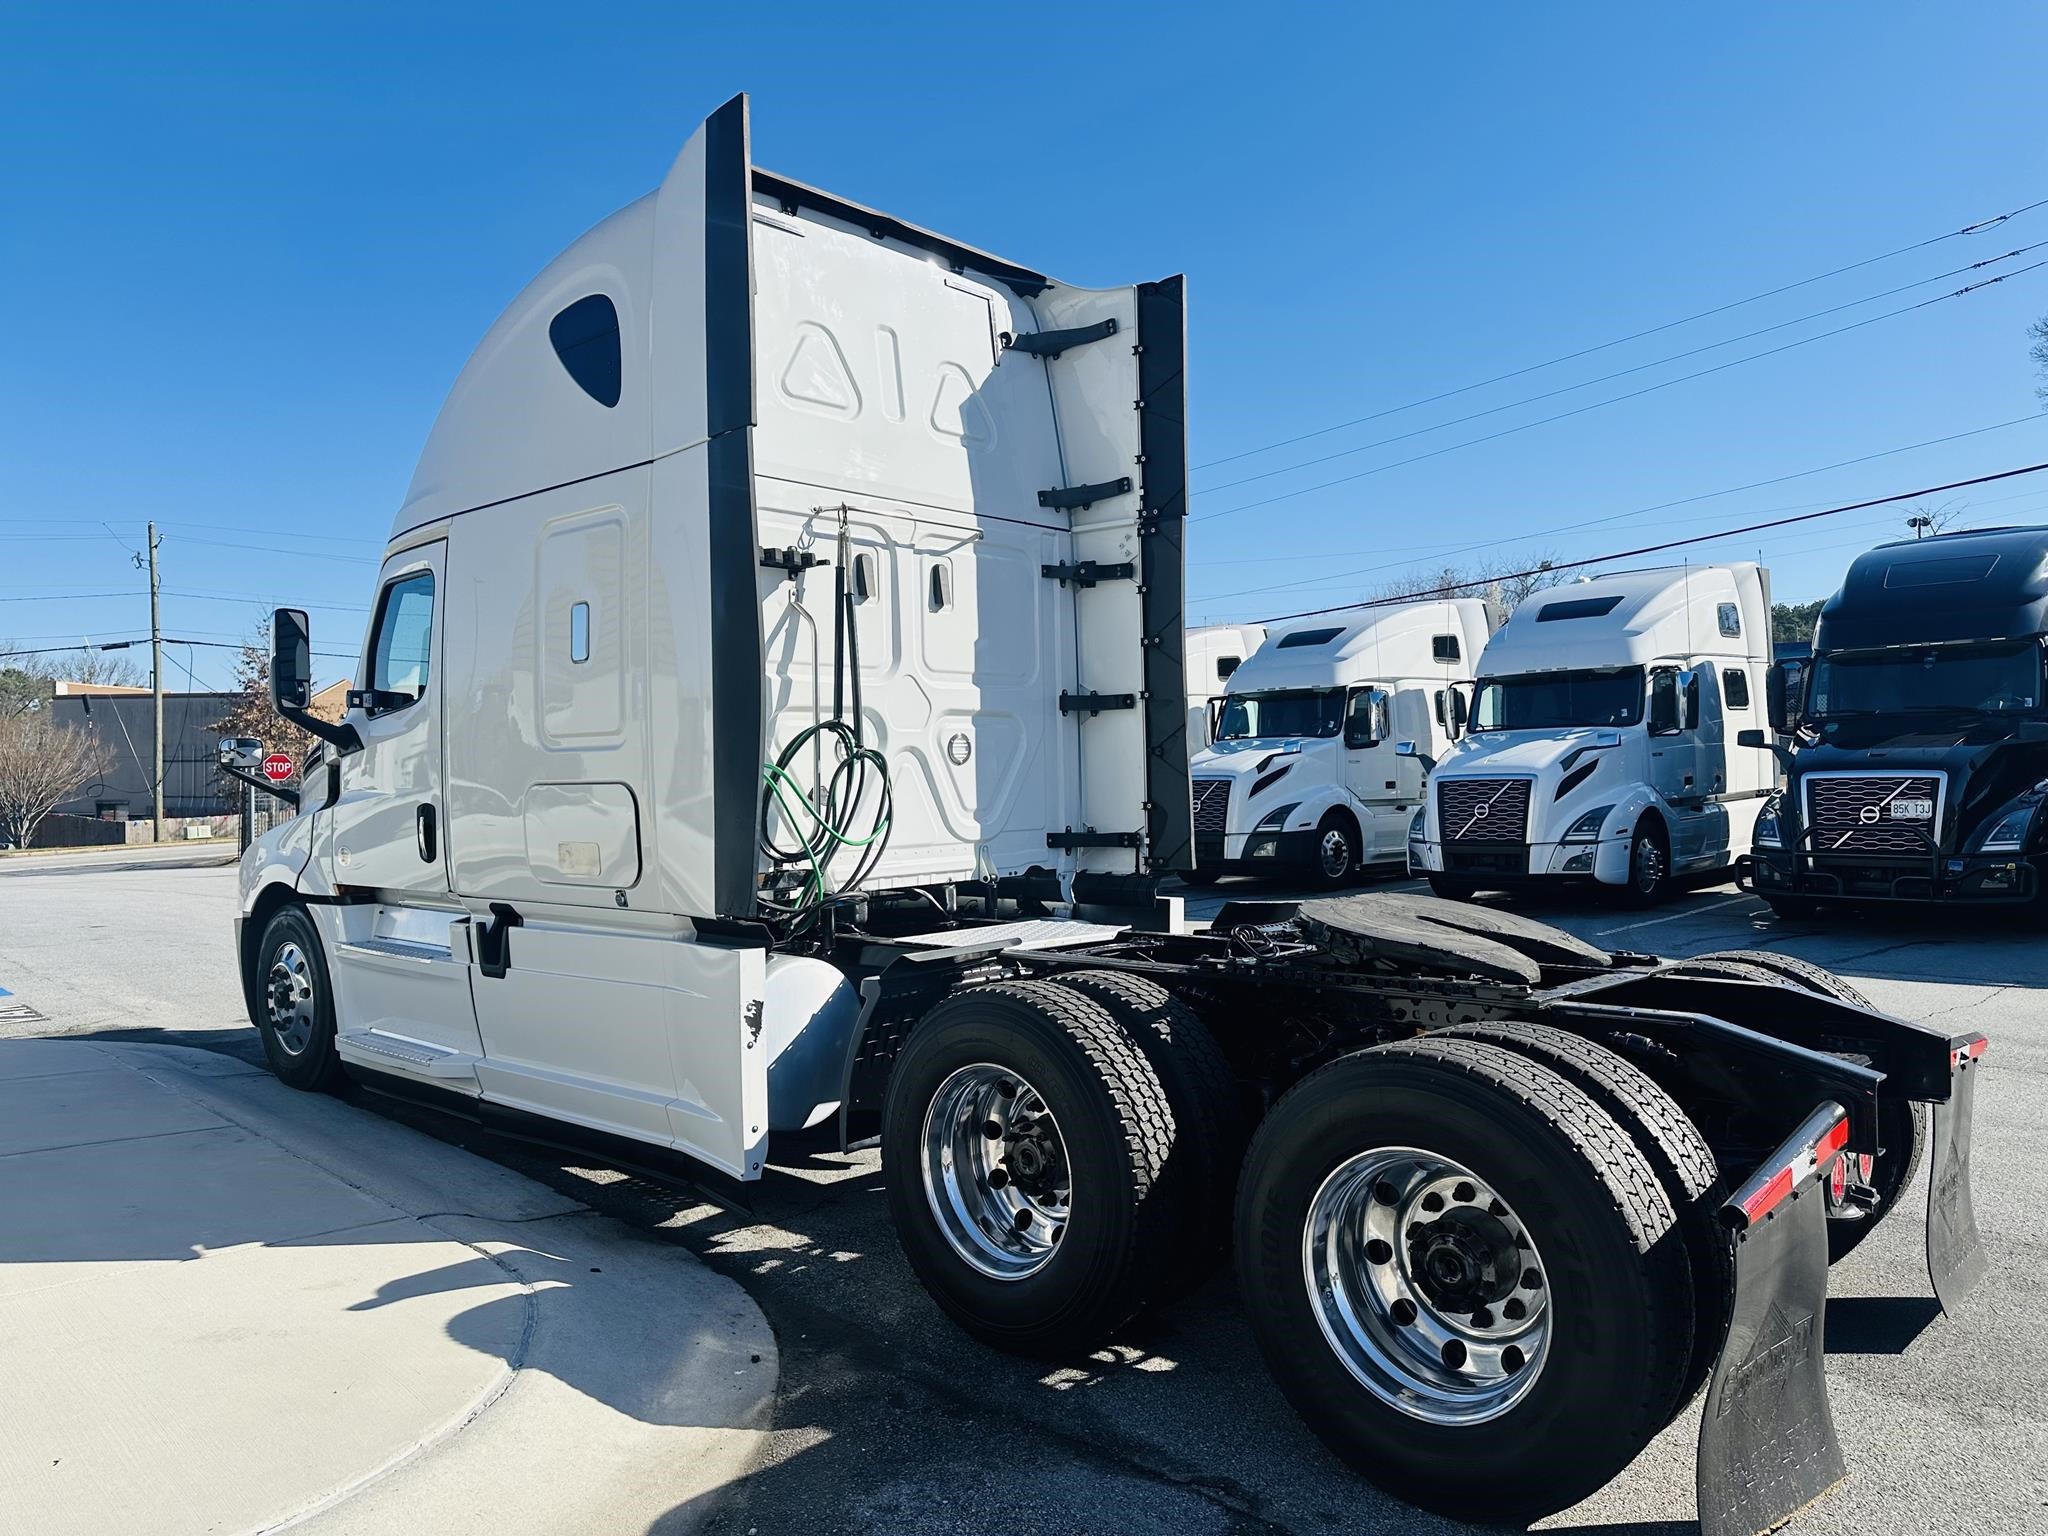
[1595,893,1760,937]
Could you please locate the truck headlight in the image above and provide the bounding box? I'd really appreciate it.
[1754,792,1784,849]
[1561,805,1614,843]
[1408,808,1426,845]
[1255,802,1300,832]
[1977,804,2037,854]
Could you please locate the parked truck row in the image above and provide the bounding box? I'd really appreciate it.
[228,95,1988,1536]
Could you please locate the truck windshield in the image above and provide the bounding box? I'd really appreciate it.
[1808,643,2044,719]
[1214,688,1344,740]
[1473,668,1645,730]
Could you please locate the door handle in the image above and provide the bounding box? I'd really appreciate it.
[416,803,438,863]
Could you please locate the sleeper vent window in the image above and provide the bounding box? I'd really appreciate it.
[1717,603,1741,638]
[1535,595,1624,622]
[852,552,875,603]
[548,294,623,408]
[1217,655,1241,680]
[1276,626,1344,649]
[1724,668,1750,708]
[929,561,952,612]
[1432,634,1460,663]
[570,602,591,664]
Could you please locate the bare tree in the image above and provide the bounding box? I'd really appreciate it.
[2032,314,2048,404]
[1902,497,1964,539]
[1374,551,1571,617]
[0,642,145,718]
[0,711,114,848]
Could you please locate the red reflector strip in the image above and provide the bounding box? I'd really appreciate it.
[1728,1102,1850,1229]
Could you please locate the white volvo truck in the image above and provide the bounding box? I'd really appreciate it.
[228,96,1985,1536]
[1409,564,1778,906]
[1186,601,1492,886]
[1184,622,1267,748]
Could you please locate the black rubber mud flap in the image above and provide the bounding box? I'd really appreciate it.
[1697,1101,1847,1536]
[1927,1034,1988,1316]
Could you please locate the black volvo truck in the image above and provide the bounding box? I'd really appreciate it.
[1739,523,2048,915]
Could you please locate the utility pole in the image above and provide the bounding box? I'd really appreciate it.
[148,522,163,842]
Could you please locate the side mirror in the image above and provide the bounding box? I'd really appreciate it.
[271,608,312,712]
[1678,669,1701,732]
[1765,660,1805,733]
[1394,739,1418,757]
[1736,728,1767,750]
[1345,688,1390,749]
[217,736,264,770]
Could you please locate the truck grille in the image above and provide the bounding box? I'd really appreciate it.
[1192,778,1230,840]
[1803,773,1944,854]
[1437,778,1531,843]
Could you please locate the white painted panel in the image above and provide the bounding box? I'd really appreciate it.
[537,512,626,745]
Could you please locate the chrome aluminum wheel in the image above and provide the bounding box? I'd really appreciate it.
[1318,827,1351,881]
[1304,1146,1550,1425]
[921,1063,1072,1281]
[1635,835,1668,894]
[265,940,316,1055]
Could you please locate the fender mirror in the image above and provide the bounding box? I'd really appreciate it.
[217,736,264,770]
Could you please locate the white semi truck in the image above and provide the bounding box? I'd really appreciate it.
[1184,622,1267,748]
[1409,564,1778,905]
[1186,601,1492,885]
[228,96,1985,1536]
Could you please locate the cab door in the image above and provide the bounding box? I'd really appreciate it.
[329,545,448,895]
[1647,666,1709,859]
[1341,687,1407,861]
[320,541,487,1085]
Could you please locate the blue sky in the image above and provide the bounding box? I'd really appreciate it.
[3,3,2045,690]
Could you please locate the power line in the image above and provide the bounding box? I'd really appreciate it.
[1199,249,2047,498]
[1252,461,2048,624]
[1194,194,2048,472]
[1193,262,2047,524]
[1192,413,2048,603]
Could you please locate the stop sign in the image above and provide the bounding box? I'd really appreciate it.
[260,752,296,784]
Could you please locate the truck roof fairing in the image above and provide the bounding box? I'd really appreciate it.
[1817,523,2048,652]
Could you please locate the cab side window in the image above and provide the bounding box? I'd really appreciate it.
[368,571,435,712]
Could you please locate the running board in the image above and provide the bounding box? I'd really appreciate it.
[336,1029,481,1082]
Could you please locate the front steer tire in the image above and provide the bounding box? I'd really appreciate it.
[882,980,1179,1356]
[1235,1036,1694,1525]
[251,905,347,1094]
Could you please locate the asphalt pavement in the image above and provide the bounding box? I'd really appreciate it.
[3,854,2043,1535]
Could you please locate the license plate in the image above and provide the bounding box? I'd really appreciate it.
[1889,798,1933,821]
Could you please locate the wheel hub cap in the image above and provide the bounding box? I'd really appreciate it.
[265,941,316,1056]
[921,1064,1071,1281]
[1304,1147,1550,1424]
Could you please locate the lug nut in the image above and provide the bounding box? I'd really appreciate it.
[1521,1267,1542,1290]
[1440,1339,1467,1369]
[1422,1192,1445,1213]
[1453,1181,1476,1203]
[1471,1306,1493,1328]
[1365,1239,1393,1265]
[1390,1298,1418,1326]
[1502,1298,1526,1321]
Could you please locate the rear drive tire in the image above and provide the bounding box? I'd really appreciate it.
[1680,951,1919,1262]
[251,906,347,1094]
[1234,1037,1693,1524]
[1437,1021,1727,1416]
[882,979,1178,1354]
[1426,874,1477,902]
[1046,971,1245,1291]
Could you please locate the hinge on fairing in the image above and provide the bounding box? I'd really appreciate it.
[760,546,826,575]
[1059,691,1137,716]
[1040,560,1135,588]
[1037,478,1132,512]
[1003,317,1118,358]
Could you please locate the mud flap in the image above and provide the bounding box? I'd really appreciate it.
[1697,1102,1848,1536]
[1927,1035,1988,1316]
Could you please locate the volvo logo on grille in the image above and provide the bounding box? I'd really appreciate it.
[1859,804,1880,825]
[1472,803,1490,819]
